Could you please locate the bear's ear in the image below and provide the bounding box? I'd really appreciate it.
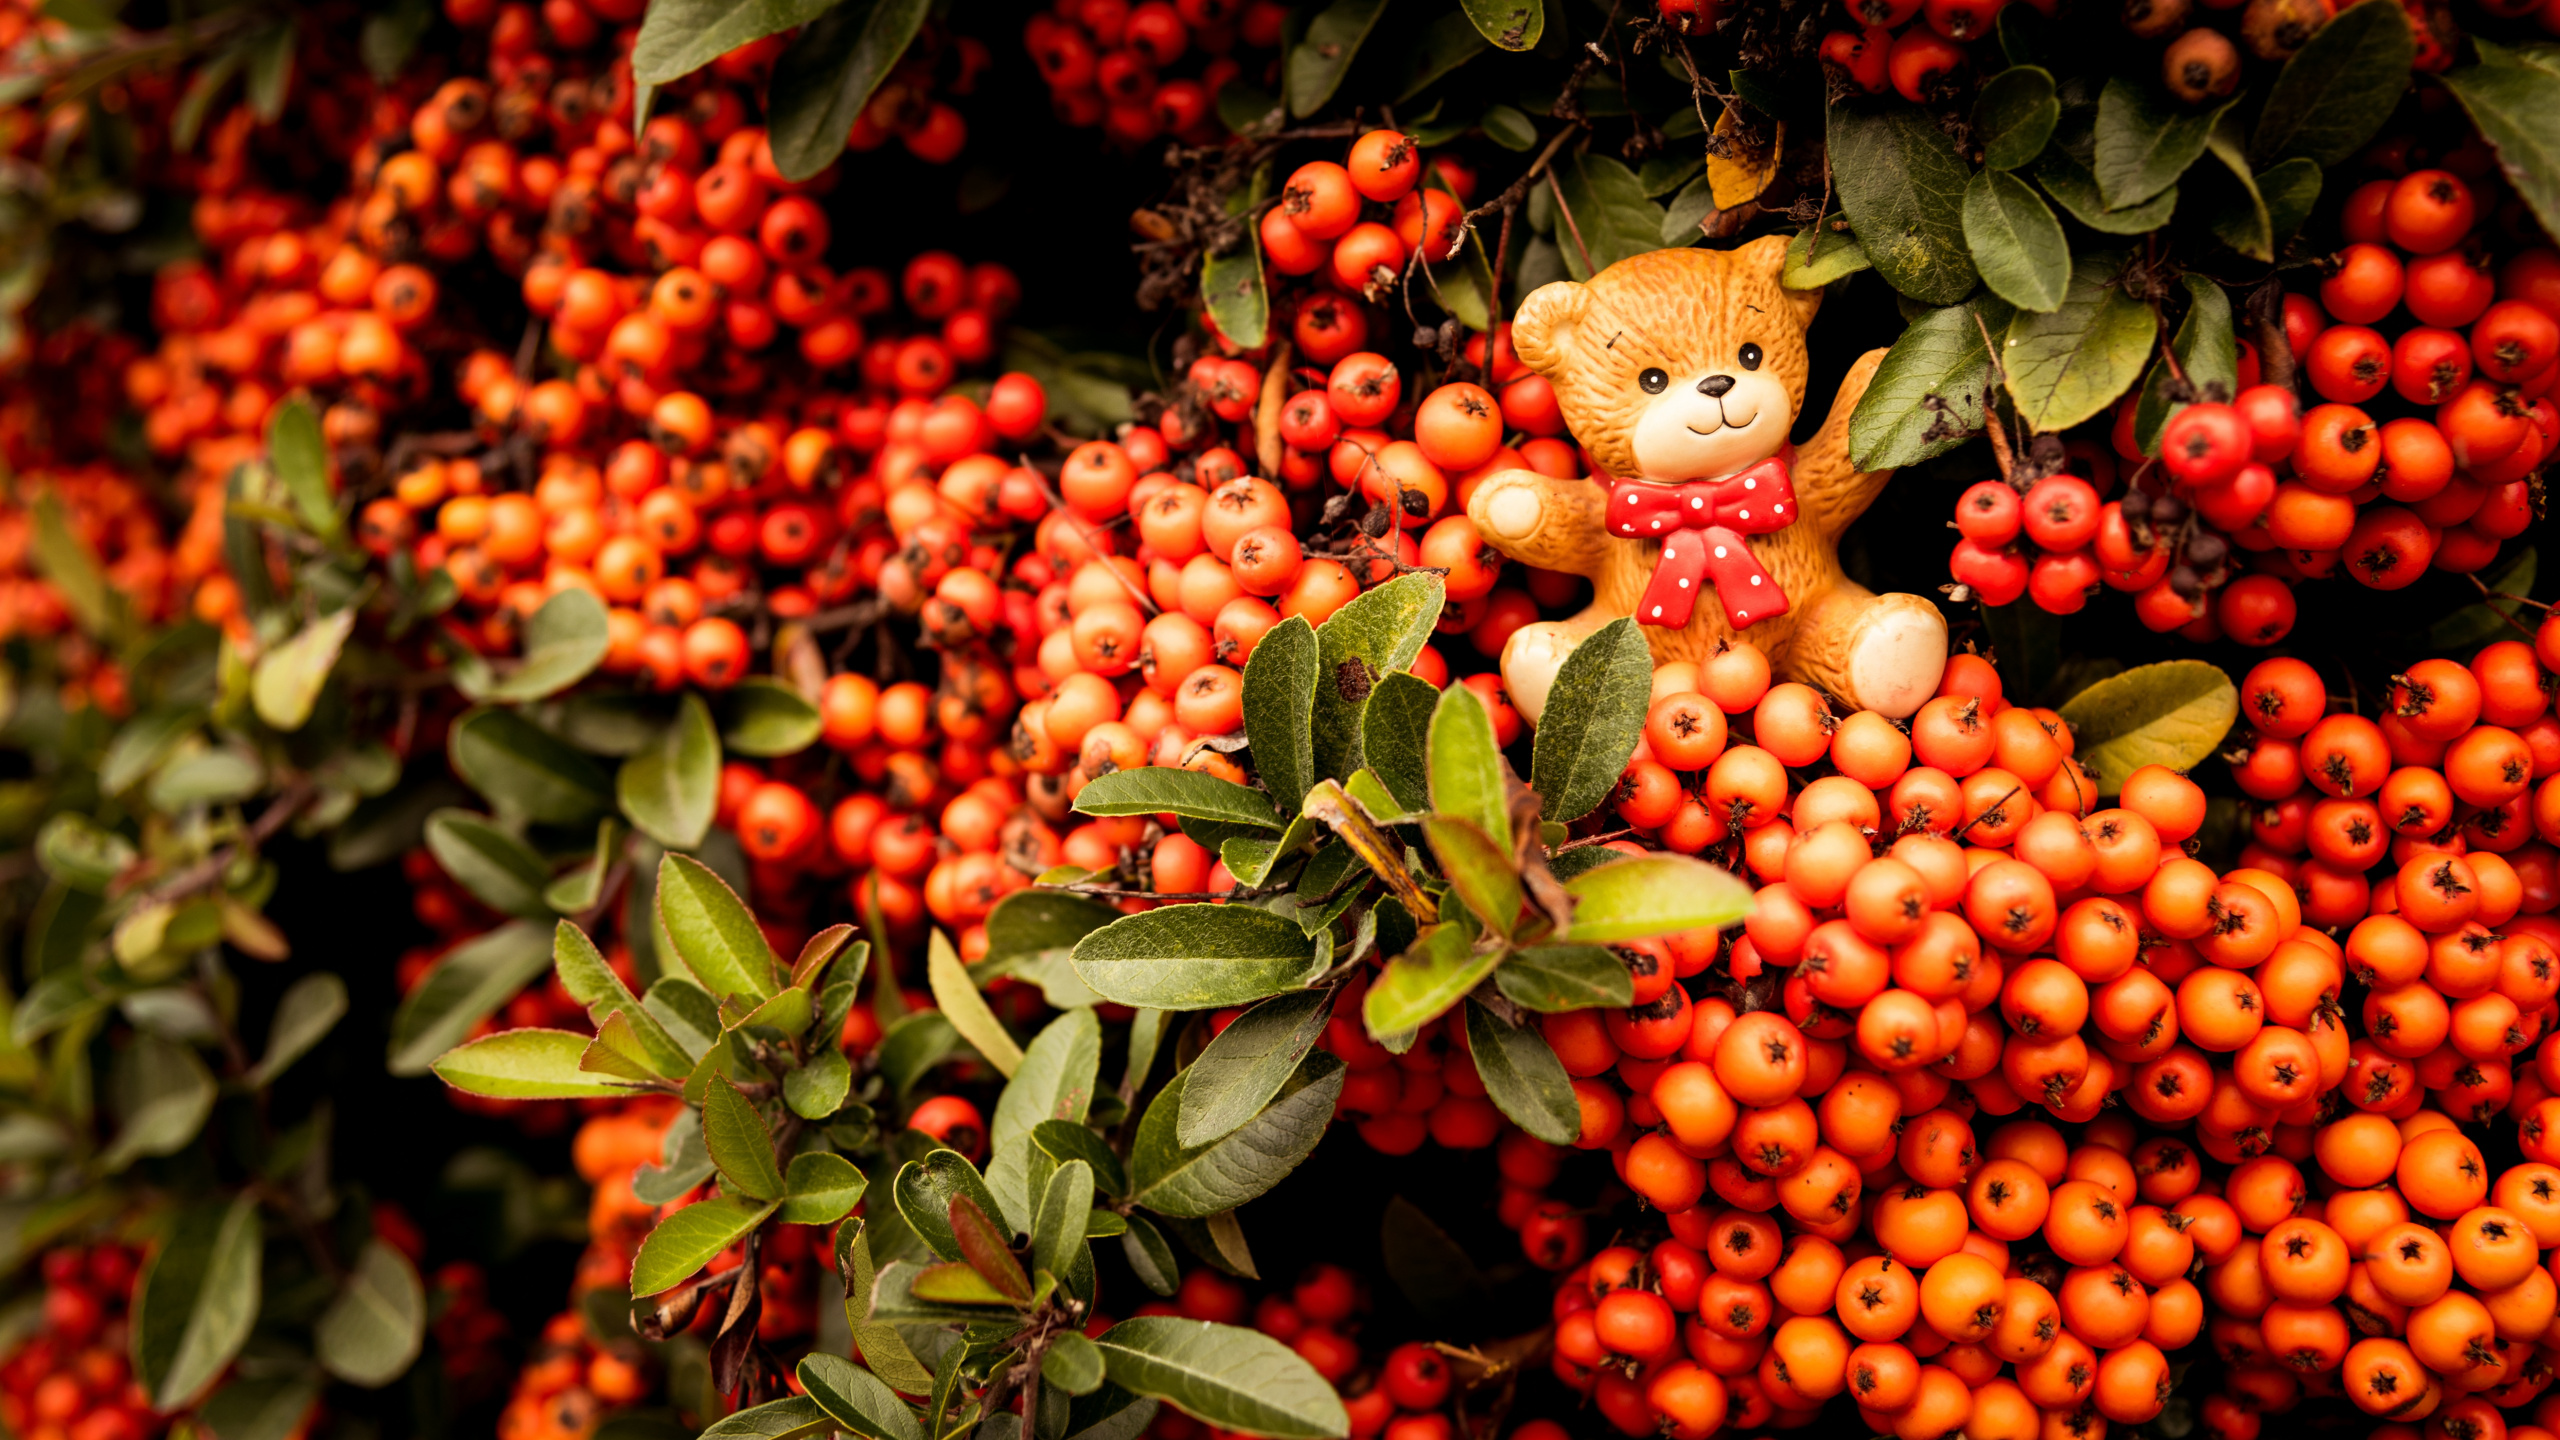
[1511,280,1590,377]
[1739,232,1822,334]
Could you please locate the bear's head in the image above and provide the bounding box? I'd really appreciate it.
[1511,235,1820,483]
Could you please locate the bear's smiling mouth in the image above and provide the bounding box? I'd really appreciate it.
[1683,399,1761,436]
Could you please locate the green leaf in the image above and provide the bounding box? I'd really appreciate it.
[1428,682,1510,854]
[908,1260,1014,1305]
[2002,252,2158,433]
[995,1008,1103,1157]
[1828,97,1978,306]
[1551,152,1666,281]
[29,493,114,636]
[986,890,1123,967]
[2443,46,2560,241]
[1285,0,1388,116]
[2056,660,2238,797]
[1562,855,1754,942]
[778,1151,867,1225]
[632,0,839,86]
[1037,1119,1129,1196]
[1463,998,1580,1144]
[461,589,608,703]
[252,608,355,732]
[786,1050,852,1119]
[1360,670,1439,815]
[620,694,720,849]
[1400,10,1493,101]
[704,1075,785,1201]
[1527,617,1651,825]
[715,678,823,756]
[2135,273,2238,454]
[150,748,265,810]
[1976,65,2059,170]
[1380,1197,1492,1324]
[314,1239,424,1387]
[1365,922,1500,1035]
[1095,1317,1350,1440]
[2253,0,2413,167]
[2199,118,2274,262]
[2259,156,2324,242]
[1782,221,1870,289]
[1314,574,1444,782]
[699,1396,835,1440]
[132,1196,262,1410]
[431,1028,634,1099]
[1481,104,1537,151]
[99,709,202,796]
[36,813,134,893]
[555,922,695,1073]
[1241,615,1318,813]
[103,1034,215,1172]
[1035,1160,1098,1282]
[798,1353,924,1440]
[544,817,624,915]
[878,1011,958,1096]
[929,929,1023,1077]
[1074,767,1280,829]
[197,1376,320,1440]
[1176,992,1334,1148]
[658,853,779,1003]
[1202,232,1269,352]
[360,0,433,79]
[1853,292,2007,471]
[2093,79,2233,208]
[1047,1332,1110,1396]
[1494,944,1632,1012]
[389,920,553,1075]
[1460,0,1541,49]
[245,19,293,120]
[896,1150,1010,1261]
[630,1196,776,1296]
[1425,816,1523,939]
[1070,905,1323,1011]
[585,1012,671,1082]
[765,0,932,181]
[1121,1215,1180,1296]
[425,810,554,919]
[1128,1056,1344,1218]
[1218,814,1317,889]
[265,397,336,536]
[2034,141,2181,234]
[1963,168,2070,313]
[246,972,346,1088]
[2431,547,2538,651]
[451,708,614,826]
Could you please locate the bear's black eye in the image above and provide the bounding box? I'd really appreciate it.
[1739,343,1763,371]
[1638,368,1668,394]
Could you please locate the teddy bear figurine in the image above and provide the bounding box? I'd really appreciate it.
[1466,234,1951,723]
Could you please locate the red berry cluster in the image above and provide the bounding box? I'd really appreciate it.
[1024,0,1289,146]
[0,1245,160,1440]
[1815,0,2060,106]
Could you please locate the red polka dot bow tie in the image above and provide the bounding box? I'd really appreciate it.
[1604,452,1797,630]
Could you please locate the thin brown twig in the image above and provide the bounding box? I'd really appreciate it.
[1545,170,1596,278]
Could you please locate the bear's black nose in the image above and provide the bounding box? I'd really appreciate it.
[1698,374,1735,397]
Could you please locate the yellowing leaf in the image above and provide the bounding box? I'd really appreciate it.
[1708,112,1782,210]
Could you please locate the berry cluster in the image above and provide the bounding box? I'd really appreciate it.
[1024,0,1290,145]
[0,1246,157,1440]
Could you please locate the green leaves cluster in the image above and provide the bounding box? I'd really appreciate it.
[1844,9,2413,457]
[1020,579,1750,1155]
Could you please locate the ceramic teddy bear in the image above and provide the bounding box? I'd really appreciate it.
[1466,234,1951,722]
